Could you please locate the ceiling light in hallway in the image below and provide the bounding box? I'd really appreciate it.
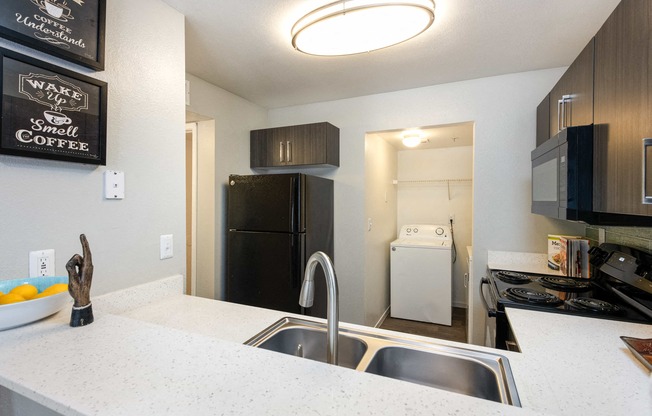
[291,0,436,56]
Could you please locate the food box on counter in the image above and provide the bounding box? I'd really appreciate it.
[548,235,590,278]
[548,235,578,271]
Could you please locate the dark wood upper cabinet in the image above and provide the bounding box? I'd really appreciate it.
[251,122,340,169]
[548,39,595,138]
[536,94,550,147]
[593,0,652,217]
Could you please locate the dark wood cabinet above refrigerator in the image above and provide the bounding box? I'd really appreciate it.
[250,122,340,169]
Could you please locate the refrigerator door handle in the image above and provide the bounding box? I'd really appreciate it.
[289,175,297,232]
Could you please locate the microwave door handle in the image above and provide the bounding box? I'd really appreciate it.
[480,277,497,317]
[643,138,652,204]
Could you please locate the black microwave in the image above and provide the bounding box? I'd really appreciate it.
[531,125,593,221]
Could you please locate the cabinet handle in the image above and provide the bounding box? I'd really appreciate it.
[286,141,292,162]
[279,141,285,162]
[558,94,572,132]
[643,138,652,204]
[557,98,564,133]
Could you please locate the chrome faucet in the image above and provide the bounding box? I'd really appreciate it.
[299,251,339,365]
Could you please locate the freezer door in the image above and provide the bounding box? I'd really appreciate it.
[226,230,305,314]
[228,174,305,233]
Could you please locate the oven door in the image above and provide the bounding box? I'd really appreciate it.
[481,276,520,352]
[480,277,497,348]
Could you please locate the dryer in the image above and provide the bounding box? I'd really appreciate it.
[390,224,452,325]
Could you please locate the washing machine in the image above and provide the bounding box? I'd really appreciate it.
[390,224,452,325]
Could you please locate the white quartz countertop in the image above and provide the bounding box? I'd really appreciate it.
[1,275,650,415]
[506,308,652,416]
[488,250,563,275]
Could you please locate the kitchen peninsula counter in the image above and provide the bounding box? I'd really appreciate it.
[0,275,649,415]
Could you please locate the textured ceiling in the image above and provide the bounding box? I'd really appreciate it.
[161,0,621,109]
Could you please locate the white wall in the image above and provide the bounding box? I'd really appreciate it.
[184,74,268,299]
[0,0,186,295]
[397,146,473,308]
[364,134,398,326]
[268,69,586,342]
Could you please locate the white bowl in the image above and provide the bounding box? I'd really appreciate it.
[0,276,71,331]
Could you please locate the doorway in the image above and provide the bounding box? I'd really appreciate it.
[184,115,217,299]
[364,122,474,343]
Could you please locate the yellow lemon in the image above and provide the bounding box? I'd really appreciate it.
[0,291,3,296]
[32,291,54,299]
[0,293,26,305]
[10,284,38,300]
[43,283,68,294]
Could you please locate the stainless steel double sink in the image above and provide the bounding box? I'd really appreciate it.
[245,317,520,407]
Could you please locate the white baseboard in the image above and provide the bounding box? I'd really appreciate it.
[374,306,391,328]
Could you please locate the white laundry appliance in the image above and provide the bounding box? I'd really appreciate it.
[390,224,453,325]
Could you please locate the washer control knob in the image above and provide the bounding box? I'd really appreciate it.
[406,228,412,233]
[413,228,419,233]
[435,227,444,235]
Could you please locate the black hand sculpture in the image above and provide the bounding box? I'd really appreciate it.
[66,234,94,327]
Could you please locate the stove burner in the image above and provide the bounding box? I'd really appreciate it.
[536,276,591,291]
[566,297,622,315]
[495,271,531,284]
[501,288,563,306]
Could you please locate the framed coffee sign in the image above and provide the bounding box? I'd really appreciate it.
[0,0,105,70]
[0,48,107,165]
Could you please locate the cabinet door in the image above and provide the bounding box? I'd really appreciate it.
[536,94,550,147]
[549,40,594,137]
[251,128,286,167]
[593,0,652,216]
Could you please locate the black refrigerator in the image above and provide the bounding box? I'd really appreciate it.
[226,173,333,318]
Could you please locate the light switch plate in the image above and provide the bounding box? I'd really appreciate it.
[160,234,173,260]
[104,170,125,199]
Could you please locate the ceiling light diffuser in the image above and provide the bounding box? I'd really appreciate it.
[402,134,422,148]
[292,0,436,56]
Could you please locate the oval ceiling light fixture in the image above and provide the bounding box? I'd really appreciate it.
[402,131,423,148]
[292,0,436,56]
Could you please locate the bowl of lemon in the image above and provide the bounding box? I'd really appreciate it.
[0,276,70,331]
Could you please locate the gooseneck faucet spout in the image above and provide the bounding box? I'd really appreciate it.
[299,251,338,365]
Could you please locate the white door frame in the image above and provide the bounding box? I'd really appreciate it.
[186,122,198,296]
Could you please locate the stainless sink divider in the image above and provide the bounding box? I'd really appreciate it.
[244,317,521,407]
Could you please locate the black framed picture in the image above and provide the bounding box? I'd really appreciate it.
[0,48,107,165]
[0,0,106,71]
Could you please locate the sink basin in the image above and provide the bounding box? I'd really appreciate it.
[256,327,367,369]
[364,346,506,404]
[246,317,520,407]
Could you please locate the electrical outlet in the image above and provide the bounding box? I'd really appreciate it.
[160,234,173,259]
[29,249,55,277]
